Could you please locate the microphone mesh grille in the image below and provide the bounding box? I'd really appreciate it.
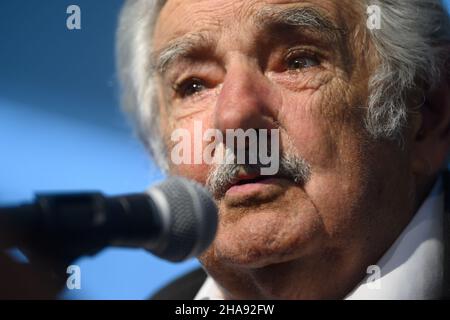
[151,177,217,262]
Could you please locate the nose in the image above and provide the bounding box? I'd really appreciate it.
[214,58,279,134]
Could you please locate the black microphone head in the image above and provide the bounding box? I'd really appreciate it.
[145,177,218,262]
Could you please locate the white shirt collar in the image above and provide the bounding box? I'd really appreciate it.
[195,177,445,300]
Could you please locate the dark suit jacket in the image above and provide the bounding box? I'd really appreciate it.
[151,171,450,300]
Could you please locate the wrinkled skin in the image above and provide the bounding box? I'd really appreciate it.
[152,0,450,299]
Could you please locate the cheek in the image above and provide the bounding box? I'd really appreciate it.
[283,118,364,238]
[279,77,370,172]
[166,113,215,184]
[171,163,210,184]
[283,121,337,171]
[279,92,340,171]
[279,90,374,239]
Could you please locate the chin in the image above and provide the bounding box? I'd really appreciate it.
[209,202,326,269]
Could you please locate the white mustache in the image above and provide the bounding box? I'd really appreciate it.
[206,154,312,199]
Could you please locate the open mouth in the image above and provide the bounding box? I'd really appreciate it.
[233,175,271,186]
[226,170,291,193]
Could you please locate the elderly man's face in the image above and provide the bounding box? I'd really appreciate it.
[153,0,420,299]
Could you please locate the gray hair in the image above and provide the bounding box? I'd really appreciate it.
[365,0,450,139]
[116,0,168,170]
[116,0,450,170]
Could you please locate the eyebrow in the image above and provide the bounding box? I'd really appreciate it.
[152,6,345,76]
[255,6,344,40]
[151,32,215,75]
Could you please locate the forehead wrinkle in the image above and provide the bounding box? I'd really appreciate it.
[152,32,216,75]
[152,4,349,76]
[255,6,346,42]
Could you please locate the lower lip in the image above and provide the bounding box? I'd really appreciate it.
[225,178,286,196]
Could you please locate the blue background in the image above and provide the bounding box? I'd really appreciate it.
[0,0,449,299]
[0,0,199,300]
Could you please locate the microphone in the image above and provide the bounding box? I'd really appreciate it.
[0,177,218,263]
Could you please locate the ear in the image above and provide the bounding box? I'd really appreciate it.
[412,80,450,177]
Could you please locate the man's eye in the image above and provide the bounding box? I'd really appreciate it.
[285,55,320,71]
[174,78,206,98]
